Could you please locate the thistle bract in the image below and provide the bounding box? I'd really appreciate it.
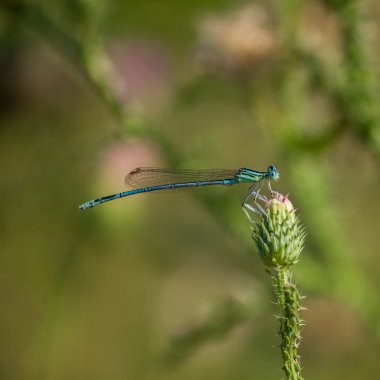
[252,196,305,267]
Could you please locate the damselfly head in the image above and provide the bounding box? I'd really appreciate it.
[267,165,279,180]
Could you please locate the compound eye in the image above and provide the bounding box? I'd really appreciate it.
[268,165,274,172]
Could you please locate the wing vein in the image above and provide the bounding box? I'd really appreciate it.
[125,168,237,189]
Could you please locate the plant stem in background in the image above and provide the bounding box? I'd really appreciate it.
[248,193,305,380]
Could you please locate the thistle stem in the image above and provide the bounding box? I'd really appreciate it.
[249,193,305,379]
[271,266,303,380]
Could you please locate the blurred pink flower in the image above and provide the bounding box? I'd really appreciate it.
[98,140,161,187]
[107,40,171,109]
[298,1,341,64]
[196,5,277,76]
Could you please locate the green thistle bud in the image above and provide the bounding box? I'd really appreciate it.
[252,194,305,268]
[246,192,305,379]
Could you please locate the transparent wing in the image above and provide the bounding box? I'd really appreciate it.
[125,167,238,189]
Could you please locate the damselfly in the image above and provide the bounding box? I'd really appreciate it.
[79,165,279,211]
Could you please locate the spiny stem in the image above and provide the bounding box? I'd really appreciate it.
[249,193,305,379]
[271,267,303,380]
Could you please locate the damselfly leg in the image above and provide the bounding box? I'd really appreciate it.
[242,182,266,223]
[268,179,274,195]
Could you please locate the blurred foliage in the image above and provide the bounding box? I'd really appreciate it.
[0,0,380,379]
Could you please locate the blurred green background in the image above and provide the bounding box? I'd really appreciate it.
[1,0,380,379]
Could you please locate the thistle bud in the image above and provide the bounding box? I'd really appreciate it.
[252,194,305,267]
